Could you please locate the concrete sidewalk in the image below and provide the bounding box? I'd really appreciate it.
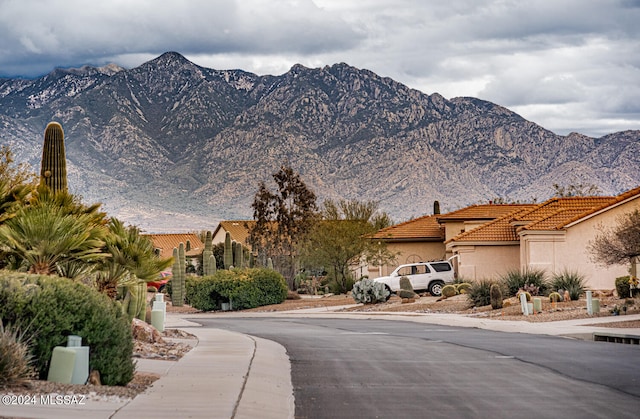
[0,315,295,419]
[2,308,638,419]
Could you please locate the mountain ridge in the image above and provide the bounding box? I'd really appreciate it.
[1,52,638,231]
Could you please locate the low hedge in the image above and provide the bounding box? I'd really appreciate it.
[615,276,631,298]
[0,272,134,385]
[185,268,288,311]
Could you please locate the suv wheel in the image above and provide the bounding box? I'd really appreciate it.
[428,281,444,296]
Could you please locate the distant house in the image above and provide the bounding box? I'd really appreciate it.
[446,186,640,289]
[211,220,255,248]
[368,215,445,278]
[367,204,536,279]
[144,233,204,261]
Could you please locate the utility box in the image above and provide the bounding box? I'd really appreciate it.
[48,335,89,384]
[66,335,89,385]
[151,309,165,332]
[47,347,76,384]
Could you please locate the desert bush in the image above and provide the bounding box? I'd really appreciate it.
[0,272,134,385]
[490,283,503,309]
[500,268,548,297]
[467,279,495,307]
[0,322,34,385]
[185,268,288,311]
[441,284,457,298]
[287,290,302,300]
[551,270,586,301]
[352,279,390,304]
[615,276,631,298]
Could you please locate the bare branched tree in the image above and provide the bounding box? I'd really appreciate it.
[588,210,640,268]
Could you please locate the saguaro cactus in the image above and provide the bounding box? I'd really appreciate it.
[203,231,213,276]
[40,121,68,193]
[171,244,186,307]
[224,232,233,269]
[234,241,243,268]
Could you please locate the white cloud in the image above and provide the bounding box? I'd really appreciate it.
[0,0,638,136]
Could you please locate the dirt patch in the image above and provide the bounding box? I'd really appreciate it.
[243,294,357,312]
[244,292,640,325]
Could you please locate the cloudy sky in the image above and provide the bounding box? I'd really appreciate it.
[1,0,638,137]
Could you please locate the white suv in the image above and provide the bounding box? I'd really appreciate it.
[373,261,455,296]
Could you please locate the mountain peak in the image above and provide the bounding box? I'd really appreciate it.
[146,51,197,70]
[1,52,638,230]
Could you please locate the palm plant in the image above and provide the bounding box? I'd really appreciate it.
[95,218,173,299]
[0,202,109,275]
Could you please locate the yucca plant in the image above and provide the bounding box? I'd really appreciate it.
[467,279,495,307]
[551,269,587,301]
[500,268,548,297]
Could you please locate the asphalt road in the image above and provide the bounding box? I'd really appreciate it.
[197,317,640,419]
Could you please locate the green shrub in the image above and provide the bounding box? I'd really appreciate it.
[500,268,548,297]
[0,322,34,385]
[185,268,288,311]
[441,284,457,298]
[467,279,495,307]
[551,269,586,301]
[0,272,134,385]
[615,276,631,298]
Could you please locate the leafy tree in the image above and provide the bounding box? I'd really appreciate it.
[589,209,640,276]
[301,199,395,294]
[0,145,36,224]
[248,164,317,288]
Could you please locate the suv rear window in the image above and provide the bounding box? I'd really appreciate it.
[430,262,452,272]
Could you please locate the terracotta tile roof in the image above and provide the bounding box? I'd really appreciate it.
[449,188,640,242]
[436,204,537,222]
[514,197,615,225]
[522,208,593,231]
[370,215,444,241]
[145,233,204,259]
[446,208,531,243]
[216,220,255,246]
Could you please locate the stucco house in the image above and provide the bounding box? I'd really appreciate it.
[446,186,640,289]
[367,204,536,279]
[211,220,255,247]
[145,233,204,273]
[367,215,445,278]
[145,233,204,260]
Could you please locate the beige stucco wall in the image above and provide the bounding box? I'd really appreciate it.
[450,243,520,281]
[521,197,639,290]
[367,241,446,279]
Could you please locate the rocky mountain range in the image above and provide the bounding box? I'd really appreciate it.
[1,52,638,232]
